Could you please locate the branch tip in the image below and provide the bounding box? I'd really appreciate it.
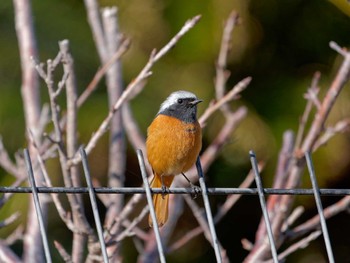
[329,41,347,56]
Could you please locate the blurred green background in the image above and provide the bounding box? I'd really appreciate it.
[1,0,350,262]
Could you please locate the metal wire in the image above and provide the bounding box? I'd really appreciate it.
[250,151,279,263]
[305,152,335,263]
[4,148,343,262]
[2,186,350,195]
[196,157,222,263]
[80,147,109,263]
[136,149,166,263]
[24,149,52,263]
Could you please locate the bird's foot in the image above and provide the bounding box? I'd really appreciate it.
[190,184,201,199]
[161,185,169,199]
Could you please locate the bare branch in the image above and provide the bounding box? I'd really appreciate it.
[0,240,22,263]
[199,77,251,126]
[102,8,126,233]
[183,195,230,263]
[77,37,130,107]
[28,130,75,231]
[289,196,350,240]
[13,0,45,261]
[153,15,201,62]
[83,0,108,62]
[0,137,22,178]
[263,231,322,263]
[313,118,350,150]
[54,241,73,263]
[0,212,20,229]
[301,42,350,153]
[215,11,240,114]
[329,41,348,57]
[68,15,202,167]
[294,71,321,150]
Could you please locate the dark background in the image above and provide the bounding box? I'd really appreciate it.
[1,0,350,262]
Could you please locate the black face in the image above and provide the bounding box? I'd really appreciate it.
[158,97,201,123]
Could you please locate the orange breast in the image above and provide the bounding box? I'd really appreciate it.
[146,114,202,176]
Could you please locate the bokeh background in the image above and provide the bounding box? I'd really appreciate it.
[1,0,350,262]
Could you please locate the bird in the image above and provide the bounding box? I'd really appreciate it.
[146,90,202,227]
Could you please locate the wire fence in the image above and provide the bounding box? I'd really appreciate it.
[5,147,346,262]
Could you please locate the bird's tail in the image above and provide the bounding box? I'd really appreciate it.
[149,173,175,227]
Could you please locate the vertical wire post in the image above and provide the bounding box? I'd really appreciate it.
[80,147,109,263]
[196,157,222,263]
[136,149,166,263]
[24,149,52,263]
[249,151,279,263]
[305,152,335,263]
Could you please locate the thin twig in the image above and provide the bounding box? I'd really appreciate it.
[263,231,322,263]
[28,130,75,231]
[83,0,108,62]
[77,37,130,107]
[68,15,201,167]
[0,137,22,178]
[294,71,321,151]
[313,118,350,150]
[114,206,149,243]
[54,240,73,263]
[184,195,229,263]
[215,10,240,115]
[0,240,21,263]
[199,77,251,126]
[0,212,20,229]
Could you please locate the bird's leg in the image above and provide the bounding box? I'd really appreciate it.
[160,175,169,199]
[181,172,200,199]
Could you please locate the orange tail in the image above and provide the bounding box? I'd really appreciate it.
[149,174,175,227]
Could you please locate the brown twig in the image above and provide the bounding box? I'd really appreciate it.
[5,225,24,246]
[168,167,257,253]
[0,212,20,229]
[83,0,108,62]
[199,108,247,176]
[0,240,21,263]
[101,9,127,237]
[313,118,350,150]
[244,42,350,262]
[301,42,350,153]
[122,103,147,154]
[34,45,96,262]
[28,130,75,231]
[199,77,251,126]
[0,137,22,179]
[77,37,130,107]
[294,71,321,150]
[215,11,240,115]
[263,230,322,263]
[54,240,73,263]
[254,131,294,242]
[13,0,45,261]
[183,195,230,263]
[68,15,202,167]
[289,196,350,240]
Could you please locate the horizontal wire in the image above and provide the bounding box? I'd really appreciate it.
[1,186,350,195]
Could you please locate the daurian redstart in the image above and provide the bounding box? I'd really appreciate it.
[146,90,202,227]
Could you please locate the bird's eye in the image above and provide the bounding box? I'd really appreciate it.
[177,99,183,104]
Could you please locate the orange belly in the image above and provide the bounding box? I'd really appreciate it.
[146,114,202,176]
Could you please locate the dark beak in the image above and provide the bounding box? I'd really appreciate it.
[189,99,203,106]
